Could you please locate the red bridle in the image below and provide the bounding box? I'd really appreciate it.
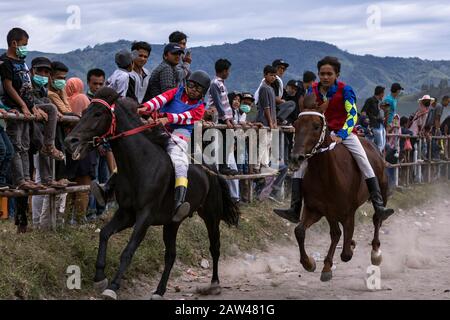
[90,98,161,147]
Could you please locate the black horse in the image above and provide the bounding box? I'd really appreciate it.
[65,87,239,300]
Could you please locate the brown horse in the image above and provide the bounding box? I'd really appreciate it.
[289,96,389,282]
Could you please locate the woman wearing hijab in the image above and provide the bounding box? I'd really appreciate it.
[64,77,98,224]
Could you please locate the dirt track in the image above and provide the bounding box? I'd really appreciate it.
[126,195,450,300]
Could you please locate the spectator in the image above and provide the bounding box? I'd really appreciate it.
[147,43,184,99]
[297,71,317,111]
[229,91,246,125]
[86,68,113,219]
[48,61,71,114]
[356,114,373,139]
[0,104,13,190]
[169,31,192,88]
[256,60,295,125]
[87,68,106,100]
[106,49,137,100]
[0,28,45,190]
[363,86,387,153]
[256,65,278,174]
[30,57,67,188]
[207,58,238,175]
[383,83,403,131]
[65,78,91,116]
[410,95,433,136]
[130,41,152,103]
[65,78,97,225]
[400,116,414,156]
[424,97,442,160]
[427,96,448,133]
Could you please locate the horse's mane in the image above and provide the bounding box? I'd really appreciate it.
[94,87,169,148]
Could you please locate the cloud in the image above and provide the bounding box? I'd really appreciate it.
[0,0,449,60]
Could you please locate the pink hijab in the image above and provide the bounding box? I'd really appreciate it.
[65,78,90,115]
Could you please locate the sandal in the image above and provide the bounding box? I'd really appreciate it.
[41,145,65,161]
[17,181,41,191]
[58,179,77,186]
[26,180,48,190]
[45,180,68,189]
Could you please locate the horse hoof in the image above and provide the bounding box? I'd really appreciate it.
[302,257,316,272]
[101,289,117,300]
[93,278,108,292]
[196,283,222,296]
[320,271,333,282]
[371,250,383,266]
[341,252,353,263]
[150,294,165,300]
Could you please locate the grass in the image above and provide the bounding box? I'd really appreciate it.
[0,181,448,299]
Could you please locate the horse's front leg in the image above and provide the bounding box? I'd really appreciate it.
[321,219,341,282]
[101,214,151,300]
[94,208,135,291]
[295,208,322,272]
[152,223,181,300]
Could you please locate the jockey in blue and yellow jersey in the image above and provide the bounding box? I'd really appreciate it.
[274,56,394,224]
[140,70,211,223]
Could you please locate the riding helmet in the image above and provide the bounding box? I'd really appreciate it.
[188,70,211,94]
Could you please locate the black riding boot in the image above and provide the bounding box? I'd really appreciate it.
[273,178,302,223]
[172,186,191,223]
[366,177,394,221]
[90,172,117,207]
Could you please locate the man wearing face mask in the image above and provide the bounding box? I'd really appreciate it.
[47,61,72,115]
[30,57,67,188]
[0,28,63,191]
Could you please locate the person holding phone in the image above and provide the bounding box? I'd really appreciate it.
[169,31,191,87]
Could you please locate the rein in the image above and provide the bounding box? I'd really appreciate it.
[297,110,337,159]
[88,98,221,177]
[89,99,161,148]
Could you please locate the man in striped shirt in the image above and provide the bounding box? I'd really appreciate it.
[206,59,238,175]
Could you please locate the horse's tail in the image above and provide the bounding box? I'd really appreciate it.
[215,174,240,226]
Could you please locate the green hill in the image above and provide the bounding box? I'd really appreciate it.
[2,37,449,114]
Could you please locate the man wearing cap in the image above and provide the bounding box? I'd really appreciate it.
[383,83,403,130]
[255,59,296,125]
[106,49,137,100]
[147,43,184,99]
[410,95,434,136]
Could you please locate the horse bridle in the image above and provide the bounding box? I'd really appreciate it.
[297,111,337,159]
[89,98,160,148]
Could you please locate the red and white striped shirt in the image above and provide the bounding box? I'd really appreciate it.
[142,88,205,125]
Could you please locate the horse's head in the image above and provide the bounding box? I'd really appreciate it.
[65,87,120,160]
[290,94,329,170]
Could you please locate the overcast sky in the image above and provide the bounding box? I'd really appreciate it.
[0,0,449,60]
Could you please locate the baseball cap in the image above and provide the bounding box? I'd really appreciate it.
[287,79,301,88]
[164,43,185,55]
[272,59,290,68]
[241,92,255,102]
[115,49,133,68]
[391,83,404,92]
[31,57,52,69]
